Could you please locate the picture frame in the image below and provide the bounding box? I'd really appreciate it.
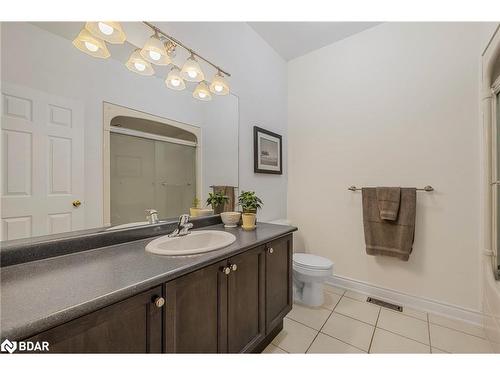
[253,126,282,175]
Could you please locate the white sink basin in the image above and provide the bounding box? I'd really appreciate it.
[145,230,236,256]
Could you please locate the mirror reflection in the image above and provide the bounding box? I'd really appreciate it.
[1,22,239,240]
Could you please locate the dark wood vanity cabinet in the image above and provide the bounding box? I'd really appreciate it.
[164,261,228,353]
[265,235,293,334]
[164,246,266,353]
[226,246,266,353]
[164,235,292,353]
[28,286,163,353]
[24,234,293,354]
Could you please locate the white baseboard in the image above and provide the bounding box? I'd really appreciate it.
[326,275,484,326]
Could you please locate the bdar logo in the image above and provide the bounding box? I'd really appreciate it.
[1,339,17,354]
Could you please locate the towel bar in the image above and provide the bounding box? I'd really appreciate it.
[348,185,434,192]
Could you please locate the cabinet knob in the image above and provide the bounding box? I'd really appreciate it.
[268,247,274,254]
[154,297,165,308]
[222,266,231,275]
[230,264,237,272]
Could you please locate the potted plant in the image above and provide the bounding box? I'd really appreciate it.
[206,192,229,215]
[238,191,263,230]
[190,197,213,217]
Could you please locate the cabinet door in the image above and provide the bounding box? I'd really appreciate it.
[165,261,228,353]
[28,286,163,353]
[265,235,293,333]
[227,247,266,353]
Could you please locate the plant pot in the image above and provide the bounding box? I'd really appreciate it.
[220,211,241,228]
[241,213,256,230]
[213,205,224,215]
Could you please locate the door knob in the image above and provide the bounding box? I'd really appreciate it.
[72,200,82,208]
[154,297,165,308]
[268,247,274,254]
[230,264,237,272]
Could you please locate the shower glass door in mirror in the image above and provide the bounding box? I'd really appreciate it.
[110,133,196,226]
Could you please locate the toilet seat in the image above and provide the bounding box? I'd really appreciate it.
[293,253,333,270]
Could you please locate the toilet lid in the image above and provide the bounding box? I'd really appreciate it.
[293,253,333,270]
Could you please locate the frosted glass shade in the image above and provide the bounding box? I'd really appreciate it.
[140,35,171,65]
[126,50,154,76]
[72,29,110,59]
[193,82,212,101]
[209,73,230,95]
[85,22,126,44]
[165,67,186,90]
[181,55,204,82]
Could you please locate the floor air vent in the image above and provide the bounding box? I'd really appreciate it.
[366,297,403,312]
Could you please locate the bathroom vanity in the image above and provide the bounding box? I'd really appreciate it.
[0,220,296,353]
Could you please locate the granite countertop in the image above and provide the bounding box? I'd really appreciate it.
[0,223,296,341]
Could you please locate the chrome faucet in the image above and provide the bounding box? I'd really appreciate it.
[168,214,193,237]
[145,209,159,224]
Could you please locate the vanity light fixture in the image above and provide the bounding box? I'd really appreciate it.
[193,81,212,101]
[126,49,154,76]
[72,28,110,59]
[209,71,230,95]
[85,22,126,44]
[140,32,171,65]
[181,54,205,82]
[165,66,186,90]
[75,21,231,102]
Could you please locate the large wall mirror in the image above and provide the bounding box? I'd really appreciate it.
[1,22,239,241]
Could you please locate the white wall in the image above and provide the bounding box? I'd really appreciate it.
[288,23,489,311]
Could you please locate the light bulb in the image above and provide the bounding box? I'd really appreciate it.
[126,49,154,76]
[209,72,230,95]
[134,62,146,72]
[140,34,170,65]
[85,22,126,44]
[73,28,110,59]
[165,67,186,91]
[84,41,98,52]
[98,22,114,36]
[181,55,204,82]
[149,50,161,61]
[193,81,211,101]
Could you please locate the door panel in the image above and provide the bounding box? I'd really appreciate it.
[28,287,163,353]
[266,235,293,334]
[227,247,265,353]
[1,83,85,240]
[165,261,227,353]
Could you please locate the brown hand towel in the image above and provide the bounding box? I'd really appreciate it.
[376,187,401,221]
[212,186,236,213]
[362,187,416,261]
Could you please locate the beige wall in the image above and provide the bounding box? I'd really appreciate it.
[288,23,489,311]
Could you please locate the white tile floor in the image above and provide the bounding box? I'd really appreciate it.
[266,286,494,354]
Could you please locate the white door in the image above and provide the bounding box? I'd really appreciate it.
[1,83,85,240]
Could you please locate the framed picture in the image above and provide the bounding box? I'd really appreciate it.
[254,126,282,174]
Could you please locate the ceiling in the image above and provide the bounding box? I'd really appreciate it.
[248,22,381,61]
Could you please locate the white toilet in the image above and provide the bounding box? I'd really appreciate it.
[266,219,334,307]
[293,253,333,307]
